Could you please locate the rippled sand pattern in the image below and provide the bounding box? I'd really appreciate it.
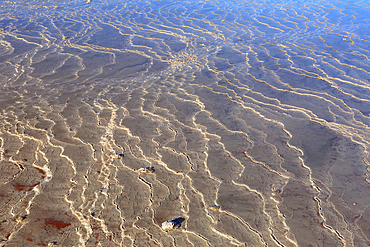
[1,0,370,246]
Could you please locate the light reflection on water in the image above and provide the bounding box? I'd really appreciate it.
[1,0,370,246]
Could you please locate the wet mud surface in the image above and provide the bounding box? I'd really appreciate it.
[1,0,370,246]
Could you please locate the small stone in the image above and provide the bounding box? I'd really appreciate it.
[161,217,185,231]
[138,167,155,173]
[271,190,281,196]
[112,154,124,159]
[162,221,175,231]
[209,205,220,211]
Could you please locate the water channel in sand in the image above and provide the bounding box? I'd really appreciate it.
[1,0,370,246]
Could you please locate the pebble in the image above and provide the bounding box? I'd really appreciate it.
[162,221,175,231]
[138,167,155,173]
[208,205,220,211]
[161,217,185,231]
[112,154,124,159]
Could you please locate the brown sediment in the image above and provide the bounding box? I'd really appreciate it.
[12,182,40,191]
[44,218,71,229]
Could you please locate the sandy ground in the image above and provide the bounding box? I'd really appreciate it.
[1,1,370,246]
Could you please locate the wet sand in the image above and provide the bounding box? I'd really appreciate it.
[1,0,370,246]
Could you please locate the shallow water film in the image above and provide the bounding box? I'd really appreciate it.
[1,0,370,246]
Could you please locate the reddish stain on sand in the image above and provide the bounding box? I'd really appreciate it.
[12,183,28,191]
[34,167,46,175]
[12,182,41,191]
[44,218,71,229]
[3,150,11,158]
